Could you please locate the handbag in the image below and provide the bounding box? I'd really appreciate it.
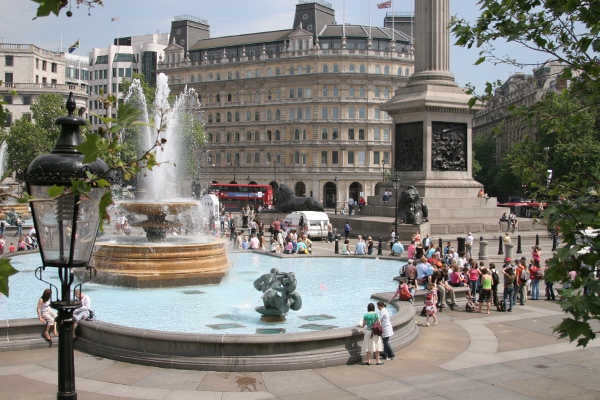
[370,320,383,337]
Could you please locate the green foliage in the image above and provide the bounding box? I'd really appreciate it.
[453,0,600,346]
[31,0,103,19]
[0,259,18,297]
[472,134,496,193]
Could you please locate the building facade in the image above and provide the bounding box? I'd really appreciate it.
[0,43,87,128]
[159,0,414,208]
[87,33,169,130]
[473,61,567,161]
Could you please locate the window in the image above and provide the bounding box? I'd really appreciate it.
[374,108,381,119]
[275,90,280,99]
[266,110,272,121]
[246,111,251,121]
[126,68,132,78]
[216,112,221,122]
[36,58,39,69]
[255,153,260,164]
[5,55,14,66]
[321,128,328,140]
[349,64,355,73]
[384,66,390,75]
[383,128,390,141]
[227,93,232,102]
[375,87,380,98]
[216,73,221,81]
[296,108,303,119]
[235,132,240,141]
[359,107,366,119]
[4,113,12,127]
[21,112,31,122]
[267,131,272,141]
[359,64,366,73]
[332,86,339,97]
[332,128,339,139]
[348,151,355,165]
[266,68,272,77]
[255,111,260,121]
[384,88,390,98]
[374,151,381,165]
[297,66,303,75]
[4,72,13,83]
[216,94,221,102]
[254,69,260,78]
[3,96,13,105]
[275,110,281,120]
[322,64,329,73]
[349,87,355,98]
[118,68,124,77]
[332,107,339,119]
[190,75,195,83]
[405,68,410,76]
[235,71,240,79]
[216,153,221,165]
[246,70,252,78]
[288,109,295,120]
[321,107,328,119]
[332,64,339,73]
[226,153,232,164]
[289,66,295,75]
[297,88,303,98]
[42,60,47,71]
[359,87,365,98]
[247,131,252,141]
[255,131,260,141]
[275,130,281,140]
[226,112,232,122]
[289,88,295,99]
[358,151,365,165]
[22,96,32,105]
[375,65,381,74]
[348,128,355,140]
[208,114,213,123]
[348,107,356,119]
[332,151,339,164]
[321,151,328,164]
[275,67,281,76]
[266,152,272,163]
[383,151,390,165]
[322,86,328,97]
[306,65,311,73]
[267,90,272,100]
[246,153,252,165]
[215,132,221,142]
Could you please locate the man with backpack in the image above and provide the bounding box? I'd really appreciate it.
[490,262,500,306]
[515,259,530,305]
[501,261,516,312]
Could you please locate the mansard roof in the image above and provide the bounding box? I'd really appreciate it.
[189,29,292,51]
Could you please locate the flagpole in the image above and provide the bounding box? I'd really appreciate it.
[392,0,395,43]
[342,0,346,38]
[369,0,372,39]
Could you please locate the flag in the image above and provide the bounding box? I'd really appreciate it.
[377,1,392,9]
[68,39,79,54]
[111,16,119,22]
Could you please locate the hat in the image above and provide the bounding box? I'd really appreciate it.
[407,259,414,264]
[504,257,511,262]
[468,232,472,235]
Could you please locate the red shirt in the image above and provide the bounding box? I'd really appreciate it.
[9,245,15,252]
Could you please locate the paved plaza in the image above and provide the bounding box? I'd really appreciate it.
[2,230,599,399]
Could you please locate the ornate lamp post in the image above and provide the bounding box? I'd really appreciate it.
[334,176,338,215]
[392,173,402,240]
[25,93,109,400]
[229,161,238,183]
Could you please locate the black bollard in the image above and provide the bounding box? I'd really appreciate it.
[334,235,339,254]
[438,238,443,248]
[377,237,383,256]
[480,236,484,241]
[516,235,523,254]
[498,236,504,255]
[535,234,540,247]
[552,232,557,251]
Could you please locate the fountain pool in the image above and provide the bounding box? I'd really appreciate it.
[2,252,401,334]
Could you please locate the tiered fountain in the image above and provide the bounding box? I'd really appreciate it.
[90,74,231,288]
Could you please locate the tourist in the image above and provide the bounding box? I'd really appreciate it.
[532,245,542,264]
[390,240,404,256]
[508,213,518,231]
[327,221,333,243]
[431,268,456,311]
[341,239,353,255]
[476,268,493,314]
[529,259,543,300]
[367,236,374,255]
[465,232,474,258]
[358,196,366,212]
[304,234,313,254]
[404,259,416,278]
[503,232,511,244]
[347,197,355,215]
[359,303,383,365]
[377,302,394,360]
[502,263,516,312]
[500,212,508,222]
[0,219,5,237]
[269,237,278,253]
[413,230,421,243]
[296,239,308,254]
[249,233,260,250]
[14,217,23,237]
[355,235,367,255]
[407,240,416,259]
[9,242,15,252]
[443,242,452,256]
[477,188,489,199]
[344,221,351,238]
[17,237,27,251]
[468,261,480,301]
[422,233,431,249]
[515,260,528,305]
[241,236,249,250]
[423,283,438,327]
[388,229,396,251]
[37,288,57,341]
[416,256,430,286]
[382,189,389,203]
[72,289,91,339]
[544,259,555,300]
[489,262,500,306]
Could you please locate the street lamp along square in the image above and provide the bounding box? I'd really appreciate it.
[24,92,110,400]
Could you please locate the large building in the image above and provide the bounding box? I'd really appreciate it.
[0,43,88,128]
[473,61,567,161]
[87,32,169,130]
[158,0,414,208]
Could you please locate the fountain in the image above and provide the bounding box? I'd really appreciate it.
[89,74,231,288]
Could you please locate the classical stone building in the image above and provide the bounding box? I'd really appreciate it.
[473,61,567,161]
[0,43,87,128]
[158,0,414,208]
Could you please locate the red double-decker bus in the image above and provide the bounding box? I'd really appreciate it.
[209,183,274,212]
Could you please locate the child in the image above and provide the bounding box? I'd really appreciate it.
[423,283,438,327]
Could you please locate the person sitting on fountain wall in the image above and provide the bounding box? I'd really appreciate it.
[241,236,249,250]
[236,230,245,249]
[37,288,58,341]
[341,239,354,255]
[72,289,91,339]
[249,233,260,250]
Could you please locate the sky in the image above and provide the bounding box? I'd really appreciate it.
[1,0,543,93]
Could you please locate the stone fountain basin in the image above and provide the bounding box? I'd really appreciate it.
[74,295,417,372]
[119,201,198,217]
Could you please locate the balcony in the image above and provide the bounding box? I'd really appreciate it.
[1,82,88,94]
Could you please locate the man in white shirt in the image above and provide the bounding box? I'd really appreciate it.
[249,233,260,250]
[73,289,91,338]
[465,232,474,257]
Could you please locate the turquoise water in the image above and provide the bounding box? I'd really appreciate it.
[0,253,403,334]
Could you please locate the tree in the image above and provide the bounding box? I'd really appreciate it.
[32,0,103,19]
[472,134,499,196]
[1,93,66,173]
[451,0,600,346]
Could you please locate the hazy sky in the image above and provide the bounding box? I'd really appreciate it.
[2,0,542,92]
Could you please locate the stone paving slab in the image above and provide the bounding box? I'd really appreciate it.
[197,372,266,392]
[132,369,207,391]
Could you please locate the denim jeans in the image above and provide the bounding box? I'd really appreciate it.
[516,283,527,305]
[546,281,555,300]
[382,336,395,359]
[531,279,540,300]
[468,280,478,300]
[409,287,415,304]
[503,286,514,310]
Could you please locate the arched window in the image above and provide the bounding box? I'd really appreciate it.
[289,66,295,75]
[254,69,260,78]
[197,74,202,82]
[216,112,221,122]
[235,111,240,122]
[298,66,303,74]
[348,107,356,119]
[208,94,213,104]
[322,86,328,97]
[375,65,381,74]
[190,75,195,83]
[294,129,300,140]
[384,88,390,98]
[246,153,252,165]
[246,70,252,78]
[266,152,272,164]
[359,64,366,73]
[375,87,380,98]
[374,107,381,119]
[322,64,329,73]
[208,73,213,81]
[255,131,260,141]
[255,111,260,121]
[234,153,240,164]
[266,110,272,121]
[349,87,355,98]
[215,153,221,165]
[246,111,251,121]
[359,87,365,98]
[227,72,232,80]
[275,109,281,120]
[215,132,221,142]
[349,64,355,73]
[359,107,366,119]
[226,132,231,142]
[254,91,259,101]
[235,132,240,141]
[321,107,328,119]
[332,64,339,73]
[226,112,232,122]
[235,92,240,102]
[266,68,273,77]
[298,40,303,50]
[207,113,213,123]
[405,67,410,76]
[246,131,252,141]
[306,65,311,74]
[235,71,240,79]
[216,94,221,102]
[397,67,402,75]
[216,73,221,81]
[254,153,260,164]
[207,132,212,142]
[267,131,272,141]
[332,86,339,97]
[275,67,281,76]
[384,66,390,75]
[226,153,232,164]
[275,130,281,140]
[227,93,232,102]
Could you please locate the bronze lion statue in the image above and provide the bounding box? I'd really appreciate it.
[397,186,428,225]
[261,184,324,213]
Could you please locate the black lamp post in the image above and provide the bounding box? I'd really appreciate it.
[229,161,238,183]
[334,176,338,215]
[25,93,109,400]
[392,173,402,240]
[273,160,277,184]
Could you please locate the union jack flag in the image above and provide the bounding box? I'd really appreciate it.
[377,1,392,9]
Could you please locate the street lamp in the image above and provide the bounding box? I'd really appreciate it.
[273,159,278,184]
[229,161,238,183]
[25,93,109,400]
[392,172,402,240]
[381,160,385,183]
[334,176,338,215]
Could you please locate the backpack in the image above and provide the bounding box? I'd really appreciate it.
[465,301,475,312]
[535,268,544,280]
[370,320,383,336]
[400,285,413,301]
[520,268,530,282]
[420,306,427,317]
[426,291,433,301]
[492,271,500,286]
[497,301,505,312]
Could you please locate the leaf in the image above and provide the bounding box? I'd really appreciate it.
[553,318,596,347]
[0,259,19,297]
[47,185,65,198]
[474,56,486,65]
[77,133,107,164]
[32,0,68,19]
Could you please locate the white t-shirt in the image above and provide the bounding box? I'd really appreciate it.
[465,235,474,246]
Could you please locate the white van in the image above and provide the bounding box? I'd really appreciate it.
[284,211,330,239]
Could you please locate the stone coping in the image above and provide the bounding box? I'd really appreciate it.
[12,296,414,372]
